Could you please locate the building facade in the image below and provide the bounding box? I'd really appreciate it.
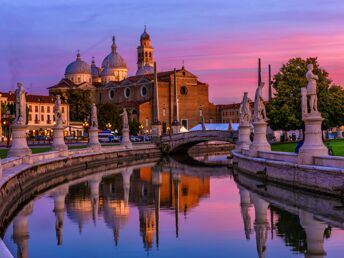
[48,27,217,132]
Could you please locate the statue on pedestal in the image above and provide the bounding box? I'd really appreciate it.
[306,64,319,113]
[14,82,26,125]
[239,92,251,125]
[54,95,63,127]
[121,108,129,129]
[91,103,98,128]
[253,82,267,122]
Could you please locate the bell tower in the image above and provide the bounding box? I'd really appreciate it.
[136,26,154,75]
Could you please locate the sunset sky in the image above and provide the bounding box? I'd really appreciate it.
[1,0,344,103]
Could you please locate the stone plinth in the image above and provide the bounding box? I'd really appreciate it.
[235,124,251,153]
[298,113,328,165]
[8,124,32,158]
[172,125,181,134]
[121,128,132,149]
[88,127,101,150]
[51,126,68,154]
[152,124,162,137]
[249,121,270,157]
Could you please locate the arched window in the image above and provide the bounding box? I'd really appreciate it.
[141,86,147,97]
[124,87,131,98]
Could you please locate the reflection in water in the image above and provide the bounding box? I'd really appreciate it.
[4,157,344,258]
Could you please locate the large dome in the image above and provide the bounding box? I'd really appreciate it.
[91,58,101,78]
[102,36,127,69]
[65,52,91,75]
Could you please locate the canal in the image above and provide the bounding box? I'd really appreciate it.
[2,153,344,258]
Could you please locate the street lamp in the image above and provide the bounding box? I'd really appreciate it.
[106,122,112,130]
[82,121,89,138]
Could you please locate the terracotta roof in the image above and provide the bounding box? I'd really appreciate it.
[48,78,76,89]
[0,91,67,104]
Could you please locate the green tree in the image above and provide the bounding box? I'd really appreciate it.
[129,119,141,136]
[267,57,344,130]
[97,104,121,131]
[65,90,93,122]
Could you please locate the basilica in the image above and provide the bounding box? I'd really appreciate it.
[48,27,217,133]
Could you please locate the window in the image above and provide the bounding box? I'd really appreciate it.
[41,115,44,121]
[162,108,166,117]
[35,114,38,123]
[78,77,81,83]
[109,90,115,100]
[29,105,32,112]
[199,109,203,117]
[29,114,32,121]
[124,87,131,98]
[47,106,50,113]
[35,106,38,112]
[180,86,188,96]
[145,118,149,127]
[41,106,44,113]
[62,107,65,113]
[99,93,102,102]
[47,115,51,124]
[141,86,147,97]
[181,119,188,129]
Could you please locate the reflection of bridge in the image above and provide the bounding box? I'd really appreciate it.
[159,130,237,153]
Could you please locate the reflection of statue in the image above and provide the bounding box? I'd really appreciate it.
[54,95,62,127]
[14,82,26,125]
[120,108,129,129]
[306,64,319,112]
[201,116,206,130]
[91,103,98,128]
[239,92,251,124]
[254,83,267,122]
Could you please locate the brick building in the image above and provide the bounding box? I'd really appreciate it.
[217,101,254,123]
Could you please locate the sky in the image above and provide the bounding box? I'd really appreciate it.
[1,0,344,103]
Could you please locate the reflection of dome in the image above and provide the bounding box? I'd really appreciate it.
[136,63,154,76]
[101,36,127,69]
[65,52,91,75]
[140,26,150,41]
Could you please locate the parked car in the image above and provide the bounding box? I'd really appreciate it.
[130,136,142,142]
[34,135,50,141]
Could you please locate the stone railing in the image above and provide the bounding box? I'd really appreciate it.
[258,150,298,163]
[314,155,344,168]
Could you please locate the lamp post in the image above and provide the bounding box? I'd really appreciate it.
[82,121,89,139]
[106,122,112,130]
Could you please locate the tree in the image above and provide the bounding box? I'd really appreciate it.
[267,57,344,130]
[97,103,121,131]
[65,90,93,122]
[129,119,141,136]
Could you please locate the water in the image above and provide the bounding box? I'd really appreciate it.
[3,155,344,258]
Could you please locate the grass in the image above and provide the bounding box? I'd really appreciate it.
[271,138,344,156]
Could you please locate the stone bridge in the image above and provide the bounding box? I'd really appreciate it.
[159,130,237,154]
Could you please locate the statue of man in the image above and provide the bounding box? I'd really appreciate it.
[54,95,63,127]
[14,82,26,125]
[91,103,98,128]
[239,92,251,125]
[254,82,267,122]
[120,108,129,129]
[306,64,319,112]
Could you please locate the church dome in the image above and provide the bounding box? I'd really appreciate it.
[136,63,154,76]
[101,65,113,77]
[65,52,91,76]
[91,58,101,78]
[102,36,127,69]
[140,26,150,41]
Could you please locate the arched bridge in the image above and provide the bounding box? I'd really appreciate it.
[159,130,237,154]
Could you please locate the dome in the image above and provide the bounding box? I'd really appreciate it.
[91,58,100,78]
[101,36,127,69]
[136,64,154,76]
[140,26,150,41]
[101,65,113,77]
[65,52,91,76]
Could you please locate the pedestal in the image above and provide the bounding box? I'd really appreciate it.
[121,127,132,149]
[171,125,181,134]
[298,113,328,165]
[88,127,101,150]
[235,124,251,153]
[152,124,162,137]
[51,126,68,154]
[249,121,270,157]
[8,124,32,158]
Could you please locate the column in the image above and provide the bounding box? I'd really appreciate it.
[299,211,327,258]
[151,62,162,137]
[251,193,269,258]
[171,68,181,134]
[12,202,33,258]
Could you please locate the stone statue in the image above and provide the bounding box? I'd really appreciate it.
[120,108,129,129]
[301,87,307,119]
[14,82,26,125]
[54,95,63,127]
[239,92,251,125]
[253,82,267,122]
[306,64,319,113]
[91,103,98,128]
